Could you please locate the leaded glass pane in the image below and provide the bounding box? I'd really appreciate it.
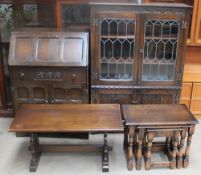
[100,18,135,80]
[109,63,116,79]
[142,19,179,81]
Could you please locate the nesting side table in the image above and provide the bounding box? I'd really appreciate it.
[122,104,198,170]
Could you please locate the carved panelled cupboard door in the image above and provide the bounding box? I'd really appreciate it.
[138,13,186,86]
[91,12,140,86]
[13,82,49,110]
[91,89,136,104]
[50,83,88,104]
[136,89,179,104]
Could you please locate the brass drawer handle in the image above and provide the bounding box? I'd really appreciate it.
[19,72,25,79]
[72,74,77,81]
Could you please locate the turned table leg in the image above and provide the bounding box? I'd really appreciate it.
[170,131,180,169]
[123,126,129,150]
[177,129,187,169]
[165,136,171,160]
[136,128,144,170]
[145,132,154,170]
[102,133,109,172]
[183,125,195,168]
[29,133,41,172]
[127,126,135,171]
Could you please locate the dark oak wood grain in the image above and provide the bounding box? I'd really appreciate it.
[9,103,123,172]
[9,104,123,133]
[122,104,198,126]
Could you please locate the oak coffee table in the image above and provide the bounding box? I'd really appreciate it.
[122,104,198,171]
[9,104,123,172]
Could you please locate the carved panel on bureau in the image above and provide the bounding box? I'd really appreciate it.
[16,87,29,99]
[51,84,88,104]
[32,87,46,100]
[35,72,63,80]
[12,82,49,111]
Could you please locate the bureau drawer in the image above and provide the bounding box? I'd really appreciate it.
[10,67,87,83]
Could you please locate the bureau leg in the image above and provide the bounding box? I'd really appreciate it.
[170,131,180,169]
[102,133,109,172]
[177,129,186,169]
[29,133,41,172]
[183,125,195,168]
[127,126,135,171]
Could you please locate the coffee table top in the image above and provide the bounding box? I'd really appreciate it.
[122,104,198,126]
[9,104,123,133]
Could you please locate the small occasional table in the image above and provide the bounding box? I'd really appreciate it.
[9,104,123,172]
[122,104,198,170]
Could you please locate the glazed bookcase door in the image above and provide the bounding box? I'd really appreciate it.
[92,12,139,86]
[138,13,185,86]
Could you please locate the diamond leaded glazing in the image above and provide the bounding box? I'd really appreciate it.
[142,20,180,81]
[100,18,135,80]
